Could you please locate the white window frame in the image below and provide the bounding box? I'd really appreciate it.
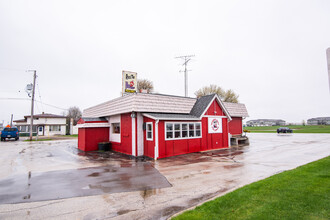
[165,122,202,141]
[111,122,121,134]
[49,125,61,132]
[146,122,153,141]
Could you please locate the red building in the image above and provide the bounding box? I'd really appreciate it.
[78,93,248,159]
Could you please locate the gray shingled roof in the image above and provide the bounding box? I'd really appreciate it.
[190,94,216,117]
[223,102,249,117]
[143,113,199,120]
[84,93,248,118]
[24,113,67,118]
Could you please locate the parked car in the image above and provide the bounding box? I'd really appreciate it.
[0,127,19,141]
[277,127,293,133]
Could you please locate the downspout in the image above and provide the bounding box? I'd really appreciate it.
[228,116,232,147]
[155,119,159,160]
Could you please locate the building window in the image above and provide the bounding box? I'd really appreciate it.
[174,123,181,138]
[23,125,37,132]
[189,123,195,137]
[112,123,120,134]
[166,123,173,139]
[182,123,188,138]
[49,125,61,131]
[195,123,201,137]
[165,122,202,140]
[146,122,153,141]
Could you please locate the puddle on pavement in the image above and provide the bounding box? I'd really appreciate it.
[161,206,185,218]
[156,147,247,167]
[0,163,171,205]
[156,187,232,219]
[186,187,230,207]
[223,163,244,169]
[76,149,153,167]
[116,209,139,216]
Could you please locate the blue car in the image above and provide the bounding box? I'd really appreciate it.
[1,127,19,141]
[277,127,293,133]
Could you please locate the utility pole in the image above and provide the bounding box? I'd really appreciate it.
[28,70,37,141]
[10,114,13,127]
[175,55,195,97]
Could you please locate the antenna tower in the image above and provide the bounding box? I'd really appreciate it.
[175,54,195,97]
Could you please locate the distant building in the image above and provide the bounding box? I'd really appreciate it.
[14,113,67,136]
[246,119,286,127]
[307,117,330,125]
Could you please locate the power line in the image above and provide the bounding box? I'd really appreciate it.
[0,97,68,111]
[0,68,29,72]
[36,78,44,112]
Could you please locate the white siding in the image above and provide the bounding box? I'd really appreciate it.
[44,125,66,136]
[26,117,67,125]
[109,115,121,143]
[132,116,136,156]
[137,113,144,156]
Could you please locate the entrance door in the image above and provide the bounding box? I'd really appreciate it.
[38,126,44,136]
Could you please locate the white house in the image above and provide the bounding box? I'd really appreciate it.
[14,113,67,136]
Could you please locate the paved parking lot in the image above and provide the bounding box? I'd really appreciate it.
[0,133,329,219]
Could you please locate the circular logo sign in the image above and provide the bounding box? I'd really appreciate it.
[211,119,220,131]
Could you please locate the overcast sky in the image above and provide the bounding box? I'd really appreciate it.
[0,0,330,125]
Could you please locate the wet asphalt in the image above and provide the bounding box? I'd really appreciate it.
[0,163,171,205]
[0,133,329,219]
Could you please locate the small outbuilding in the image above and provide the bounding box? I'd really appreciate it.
[78,93,248,159]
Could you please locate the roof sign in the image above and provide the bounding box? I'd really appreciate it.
[208,117,222,133]
[122,71,137,94]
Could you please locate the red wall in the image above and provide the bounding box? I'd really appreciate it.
[78,127,109,151]
[204,100,228,150]
[143,117,155,158]
[205,100,225,116]
[111,113,132,155]
[158,120,203,159]
[229,117,243,135]
[157,99,229,159]
[203,117,228,151]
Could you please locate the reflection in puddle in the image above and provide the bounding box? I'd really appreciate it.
[0,163,171,205]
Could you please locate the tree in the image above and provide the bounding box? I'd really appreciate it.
[195,84,239,103]
[223,89,239,103]
[137,79,154,93]
[67,106,82,125]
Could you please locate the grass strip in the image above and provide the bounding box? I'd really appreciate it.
[244,125,330,133]
[173,156,330,220]
[24,139,53,142]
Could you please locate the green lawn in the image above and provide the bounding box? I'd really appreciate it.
[173,156,330,220]
[65,134,78,137]
[244,125,330,133]
[24,139,53,142]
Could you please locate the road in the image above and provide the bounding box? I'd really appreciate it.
[0,133,329,219]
